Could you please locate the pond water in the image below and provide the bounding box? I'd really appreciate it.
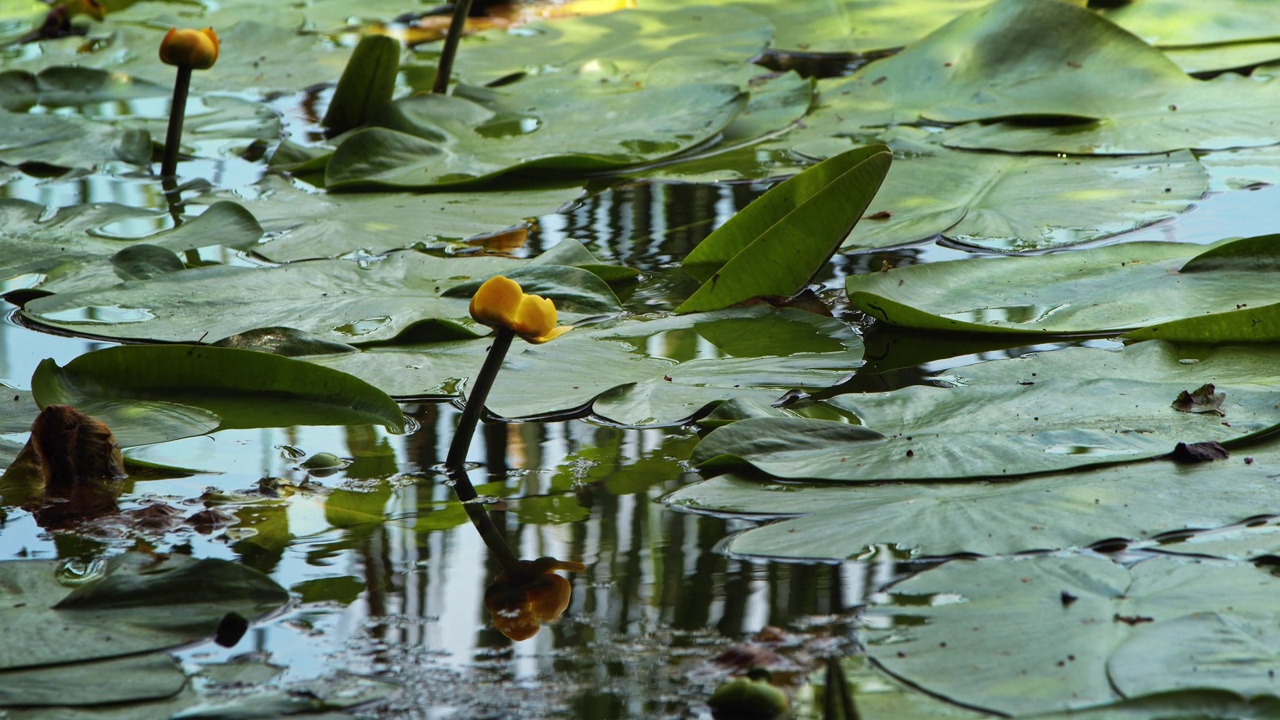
[3,163,1274,716]
[4,17,1280,716]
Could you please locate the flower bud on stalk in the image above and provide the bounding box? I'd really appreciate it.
[159,27,219,178]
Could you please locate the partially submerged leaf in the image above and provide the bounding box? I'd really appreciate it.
[31,345,407,436]
[0,552,287,671]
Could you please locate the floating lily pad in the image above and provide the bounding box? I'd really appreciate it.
[1099,0,1280,47]
[32,345,407,440]
[839,130,1206,251]
[0,199,263,291]
[669,446,1280,559]
[22,252,619,345]
[234,176,584,262]
[863,555,1280,715]
[824,0,1280,154]
[311,306,863,425]
[692,342,1280,482]
[324,80,746,188]
[0,552,288,671]
[0,654,186,707]
[845,234,1280,337]
[444,6,773,87]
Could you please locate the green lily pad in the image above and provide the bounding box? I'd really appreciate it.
[863,555,1280,716]
[840,130,1206,251]
[1099,0,1280,47]
[0,552,288,671]
[32,344,407,439]
[443,5,773,87]
[21,252,619,345]
[846,234,1280,336]
[0,654,186,707]
[224,176,582,262]
[0,66,168,112]
[669,446,1280,560]
[823,0,1280,154]
[324,79,747,188]
[310,306,863,425]
[0,109,149,169]
[0,199,263,290]
[692,342,1280,482]
[5,22,353,96]
[678,144,891,312]
[1107,613,1280,699]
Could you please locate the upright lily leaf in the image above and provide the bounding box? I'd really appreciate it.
[322,34,400,135]
[864,555,1280,716]
[32,345,407,437]
[677,144,891,313]
[0,552,288,670]
[846,235,1280,337]
[692,342,1280,481]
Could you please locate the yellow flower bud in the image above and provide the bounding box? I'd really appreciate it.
[160,27,219,70]
[469,275,571,344]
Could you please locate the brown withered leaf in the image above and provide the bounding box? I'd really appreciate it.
[1,405,127,527]
[1170,441,1229,464]
[1172,383,1226,416]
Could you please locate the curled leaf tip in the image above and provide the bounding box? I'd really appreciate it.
[160,27,220,70]
[469,275,571,344]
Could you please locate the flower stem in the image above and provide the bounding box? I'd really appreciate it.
[446,326,513,470]
[161,65,192,178]
[431,0,474,94]
[445,325,519,574]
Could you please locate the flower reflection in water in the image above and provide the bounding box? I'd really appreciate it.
[484,556,587,641]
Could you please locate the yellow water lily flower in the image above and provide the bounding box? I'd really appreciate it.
[160,27,219,70]
[469,275,570,344]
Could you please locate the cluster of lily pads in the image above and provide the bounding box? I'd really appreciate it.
[3,0,1280,717]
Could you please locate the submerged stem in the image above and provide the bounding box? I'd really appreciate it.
[161,65,192,178]
[431,0,474,94]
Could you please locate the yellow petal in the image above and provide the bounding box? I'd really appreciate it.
[160,27,220,70]
[469,276,570,343]
[469,275,522,329]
